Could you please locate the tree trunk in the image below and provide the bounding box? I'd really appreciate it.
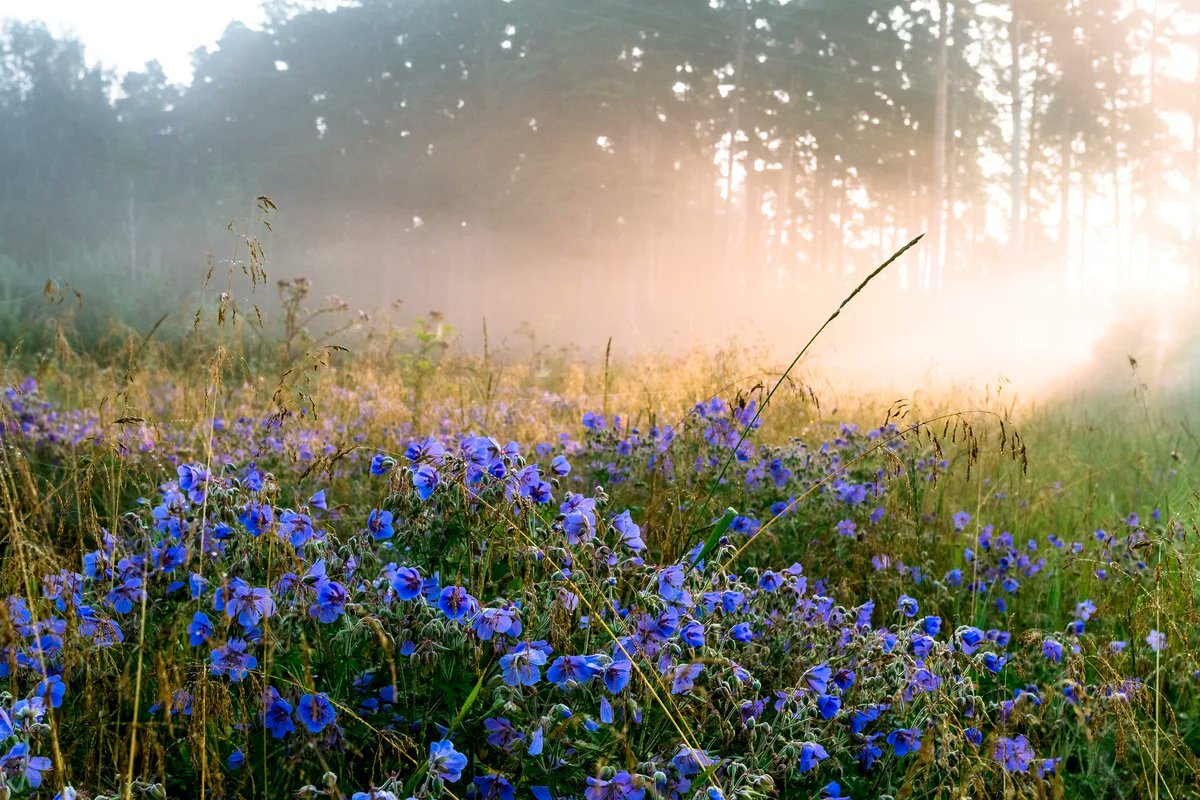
[1009,3,1023,260]
[931,0,952,292]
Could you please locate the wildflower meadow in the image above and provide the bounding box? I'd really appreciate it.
[0,258,1197,800]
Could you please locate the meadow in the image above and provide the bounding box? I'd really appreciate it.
[0,273,1198,800]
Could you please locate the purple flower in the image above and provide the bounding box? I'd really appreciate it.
[222,579,276,629]
[802,664,831,694]
[798,741,829,772]
[385,564,423,600]
[484,717,524,750]
[1146,630,1166,652]
[671,663,703,695]
[604,658,632,693]
[657,566,686,603]
[367,508,394,540]
[546,655,603,688]
[474,774,516,800]
[474,607,522,641]
[412,464,440,501]
[816,694,840,720]
[500,643,548,687]
[959,627,984,654]
[429,739,467,783]
[310,581,348,624]
[210,639,257,682]
[585,770,643,800]
[297,692,336,733]
[612,511,644,551]
[261,690,295,739]
[35,676,65,708]
[107,577,144,615]
[1042,639,1063,663]
[437,586,474,621]
[886,727,922,757]
[994,735,1034,773]
[0,742,51,788]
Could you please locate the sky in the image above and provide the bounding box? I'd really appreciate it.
[1,0,342,84]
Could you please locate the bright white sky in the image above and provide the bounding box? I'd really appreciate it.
[1,0,342,84]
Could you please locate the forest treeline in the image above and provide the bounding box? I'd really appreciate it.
[0,0,1197,346]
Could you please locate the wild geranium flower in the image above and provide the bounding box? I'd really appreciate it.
[406,436,447,464]
[499,643,548,687]
[474,774,516,800]
[107,577,144,615]
[816,694,841,720]
[238,501,273,536]
[547,655,603,688]
[955,628,984,652]
[886,727,921,757]
[474,607,522,641]
[310,580,348,623]
[612,510,644,551]
[35,676,65,708]
[279,511,316,547]
[563,510,595,544]
[1146,630,1166,652]
[897,595,918,617]
[994,735,1034,773]
[585,770,642,800]
[428,739,467,783]
[223,580,276,629]
[604,658,632,693]
[210,639,257,682]
[1042,638,1063,663]
[177,463,211,503]
[821,783,850,800]
[682,621,706,648]
[853,737,884,769]
[673,746,718,778]
[412,464,440,501]
[385,564,423,600]
[528,726,544,755]
[262,690,295,739]
[227,749,245,770]
[802,664,831,694]
[0,742,51,788]
[437,586,474,621]
[953,511,971,530]
[671,663,702,695]
[367,508,394,540]
[657,565,686,603]
[484,717,524,750]
[551,454,571,476]
[798,741,829,772]
[297,693,336,733]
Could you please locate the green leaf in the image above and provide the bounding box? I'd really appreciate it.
[693,507,737,566]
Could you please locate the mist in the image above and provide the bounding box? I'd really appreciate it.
[1,0,1198,400]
